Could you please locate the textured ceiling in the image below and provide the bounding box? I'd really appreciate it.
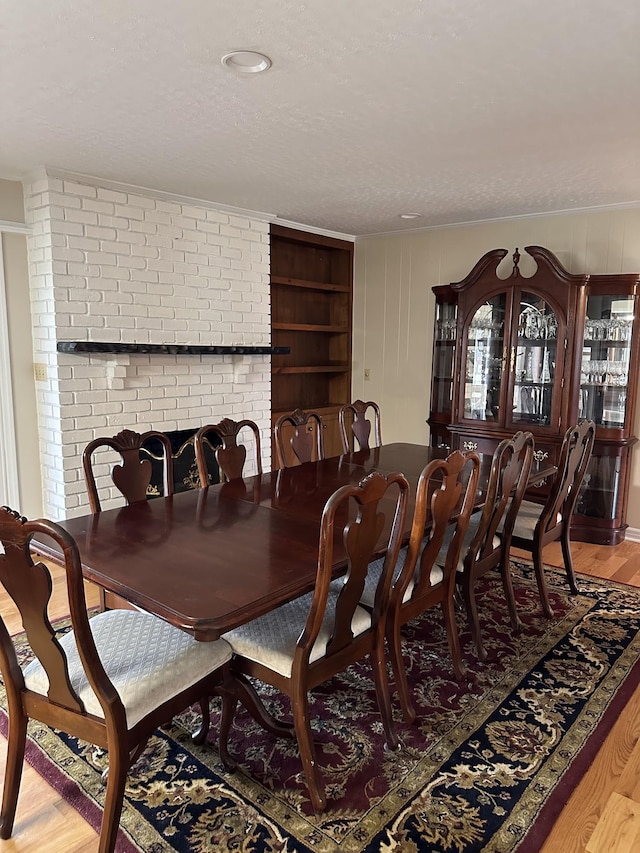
[1,0,639,236]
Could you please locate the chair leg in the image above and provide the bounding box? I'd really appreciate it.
[371,634,399,748]
[0,709,27,839]
[291,684,326,813]
[98,742,129,853]
[191,696,211,745]
[500,556,525,633]
[217,681,238,772]
[461,571,487,662]
[386,614,416,725]
[561,526,579,595]
[532,541,554,618]
[441,597,467,680]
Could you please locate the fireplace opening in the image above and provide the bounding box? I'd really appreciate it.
[142,429,221,496]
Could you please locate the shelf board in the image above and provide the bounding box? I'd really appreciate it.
[271,275,350,293]
[272,365,350,375]
[272,322,349,333]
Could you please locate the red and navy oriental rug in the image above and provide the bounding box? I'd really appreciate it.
[1,561,639,852]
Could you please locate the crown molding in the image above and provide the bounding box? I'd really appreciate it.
[359,201,640,240]
[271,217,356,242]
[30,167,277,223]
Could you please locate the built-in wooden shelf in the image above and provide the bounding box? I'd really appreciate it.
[57,342,290,356]
[272,322,349,333]
[271,275,350,293]
[272,364,350,374]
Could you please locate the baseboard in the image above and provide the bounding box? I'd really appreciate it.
[625,527,640,543]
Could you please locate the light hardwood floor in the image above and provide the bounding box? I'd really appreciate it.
[0,541,639,852]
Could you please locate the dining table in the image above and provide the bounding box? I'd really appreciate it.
[35,442,556,643]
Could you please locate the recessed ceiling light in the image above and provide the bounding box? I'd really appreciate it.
[399,213,422,220]
[221,50,272,74]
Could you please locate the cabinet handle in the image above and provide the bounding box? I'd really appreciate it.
[463,441,478,451]
[533,450,549,463]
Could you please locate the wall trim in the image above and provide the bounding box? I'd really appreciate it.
[0,236,20,507]
[624,527,640,543]
[0,219,30,235]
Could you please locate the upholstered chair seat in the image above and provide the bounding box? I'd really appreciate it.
[24,610,232,729]
[224,588,372,678]
[359,546,443,608]
[510,502,562,540]
[436,514,500,572]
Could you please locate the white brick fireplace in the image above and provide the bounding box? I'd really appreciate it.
[23,171,273,518]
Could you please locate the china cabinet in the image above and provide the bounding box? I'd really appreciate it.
[428,246,640,544]
[270,225,353,461]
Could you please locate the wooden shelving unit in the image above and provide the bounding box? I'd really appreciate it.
[270,224,354,460]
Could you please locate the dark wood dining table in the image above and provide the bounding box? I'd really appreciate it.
[37,443,556,642]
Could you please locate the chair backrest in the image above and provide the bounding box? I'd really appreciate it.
[0,506,123,726]
[194,418,262,486]
[294,470,410,668]
[274,408,325,468]
[83,429,174,513]
[339,400,382,453]
[538,420,596,536]
[465,431,535,572]
[396,450,481,603]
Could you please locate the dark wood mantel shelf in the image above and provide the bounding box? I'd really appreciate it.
[57,342,290,356]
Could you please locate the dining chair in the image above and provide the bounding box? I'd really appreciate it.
[339,399,382,453]
[194,418,263,486]
[0,506,234,853]
[83,428,175,513]
[510,420,596,616]
[219,470,410,813]
[446,431,535,661]
[83,428,176,611]
[359,450,481,723]
[273,408,325,468]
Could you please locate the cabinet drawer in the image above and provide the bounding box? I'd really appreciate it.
[455,434,500,456]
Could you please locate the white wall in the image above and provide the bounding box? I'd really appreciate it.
[352,206,640,528]
[23,172,271,518]
[0,181,42,518]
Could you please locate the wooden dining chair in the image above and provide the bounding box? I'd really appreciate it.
[273,408,325,468]
[339,399,382,453]
[510,420,596,616]
[194,418,263,486]
[0,506,234,853]
[83,428,176,611]
[446,431,535,661]
[83,428,175,513]
[219,470,410,813]
[359,450,481,723]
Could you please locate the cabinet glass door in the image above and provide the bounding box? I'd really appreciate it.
[579,295,634,428]
[432,301,457,418]
[463,294,506,422]
[511,291,559,428]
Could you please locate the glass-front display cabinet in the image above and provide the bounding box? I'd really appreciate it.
[428,246,640,544]
[429,290,457,449]
[572,283,639,543]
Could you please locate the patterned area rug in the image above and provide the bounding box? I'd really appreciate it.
[1,561,640,853]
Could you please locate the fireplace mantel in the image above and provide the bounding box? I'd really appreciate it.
[57,342,290,356]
